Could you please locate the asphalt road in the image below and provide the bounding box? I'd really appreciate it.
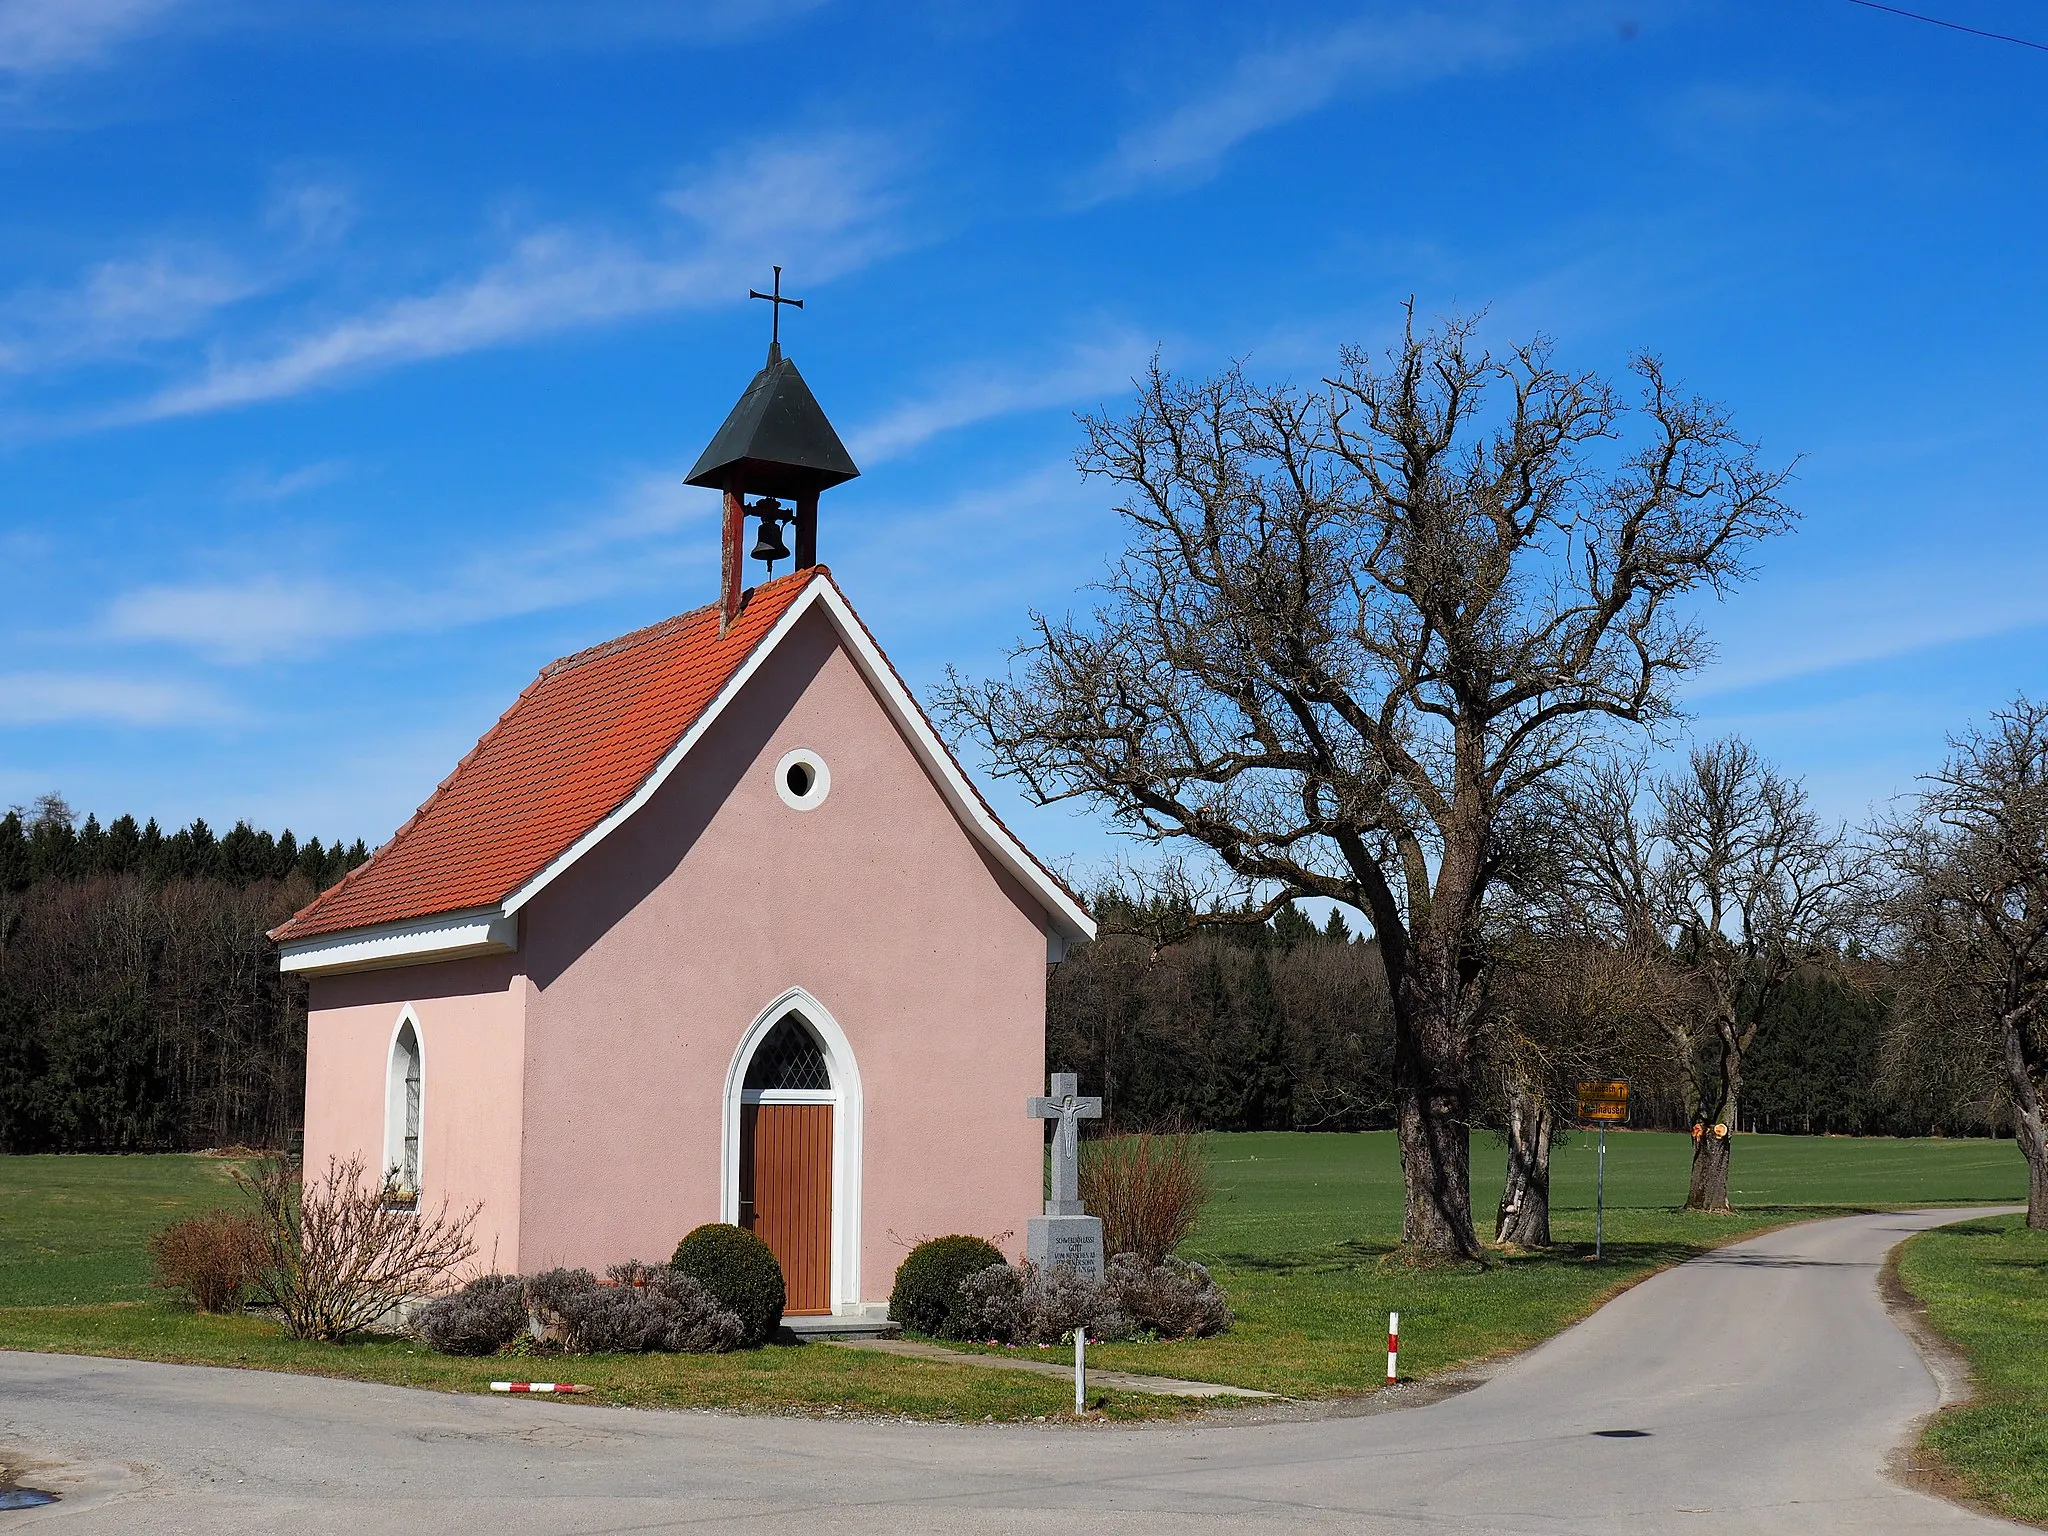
[1,1207,2028,1534]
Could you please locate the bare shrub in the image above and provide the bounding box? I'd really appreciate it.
[239,1154,478,1341]
[148,1209,265,1312]
[518,1264,744,1354]
[1105,1253,1231,1338]
[413,1274,528,1356]
[1079,1132,1210,1266]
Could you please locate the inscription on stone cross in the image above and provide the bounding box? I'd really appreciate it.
[1025,1071,1105,1279]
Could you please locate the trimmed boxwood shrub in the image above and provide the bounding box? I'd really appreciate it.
[890,1235,1005,1338]
[670,1224,785,1346]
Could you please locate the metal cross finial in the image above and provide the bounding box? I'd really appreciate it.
[748,266,803,363]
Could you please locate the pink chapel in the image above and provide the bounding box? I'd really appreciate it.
[271,328,1094,1326]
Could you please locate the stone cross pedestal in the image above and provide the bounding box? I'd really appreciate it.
[1026,1072,1104,1279]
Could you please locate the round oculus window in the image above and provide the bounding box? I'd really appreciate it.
[775,748,831,810]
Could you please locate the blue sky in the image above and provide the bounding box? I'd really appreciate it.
[1,0,2044,880]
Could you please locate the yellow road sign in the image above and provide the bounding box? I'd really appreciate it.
[1576,1080,1631,1123]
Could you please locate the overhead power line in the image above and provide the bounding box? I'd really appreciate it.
[1845,0,2048,52]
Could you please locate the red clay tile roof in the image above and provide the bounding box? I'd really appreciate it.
[270,569,821,943]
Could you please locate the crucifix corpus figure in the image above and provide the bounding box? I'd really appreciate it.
[1026,1071,1105,1278]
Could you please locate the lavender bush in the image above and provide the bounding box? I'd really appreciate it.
[949,1255,1229,1344]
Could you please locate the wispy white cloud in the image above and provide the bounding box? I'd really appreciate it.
[847,332,1152,463]
[0,0,183,74]
[0,246,259,371]
[1076,6,1583,207]
[0,670,233,725]
[840,461,1094,588]
[292,0,830,49]
[228,459,351,502]
[1689,556,2048,697]
[264,179,357,246]
[103,466,715,661]
[105,577,374,661]
[119,132,903,421]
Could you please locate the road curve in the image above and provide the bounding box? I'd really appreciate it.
[0,1207,2029,1534]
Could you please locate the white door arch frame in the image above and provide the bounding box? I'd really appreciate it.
[720,988,864,1315]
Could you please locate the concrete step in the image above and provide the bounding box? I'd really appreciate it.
[780,1314,902,1342]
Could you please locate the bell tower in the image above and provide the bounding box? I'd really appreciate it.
[686,268,861,632]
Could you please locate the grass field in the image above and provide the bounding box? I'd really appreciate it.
[1896,1214,2048,1526]
[0,1151,255,1306]
[0,1131,2029,1416]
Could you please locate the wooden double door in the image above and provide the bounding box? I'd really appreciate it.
[738,1103,833,1315]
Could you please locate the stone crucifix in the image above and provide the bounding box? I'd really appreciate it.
[1027,1072,1102,1217]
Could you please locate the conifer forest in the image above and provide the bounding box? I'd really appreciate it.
[0,794,367,1153]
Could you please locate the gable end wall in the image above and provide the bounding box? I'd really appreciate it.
[514,606,1047,1300]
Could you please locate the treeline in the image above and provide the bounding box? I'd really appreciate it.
[0,795,367,1153]
[1051,906,1397,1133]
[1,799,367,891]
[1050,908,2000,1140]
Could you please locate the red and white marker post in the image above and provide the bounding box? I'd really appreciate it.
[490,1382,589,1394]
[1386,1312,1399,1385]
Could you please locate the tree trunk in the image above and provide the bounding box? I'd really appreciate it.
[1494,1087,1553,1247]
[1687,1124,1732,1212]
[1393,968,1482,1260]
[1998,1011,2048,1232]
[1687,1027,1741,1213]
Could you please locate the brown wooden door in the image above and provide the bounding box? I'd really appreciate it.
[738,1103,833,1315]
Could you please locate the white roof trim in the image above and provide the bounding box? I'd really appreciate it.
[502,576,1094,941]
[279,908,517,976]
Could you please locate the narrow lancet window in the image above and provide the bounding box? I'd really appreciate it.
[387,1020,422,1206]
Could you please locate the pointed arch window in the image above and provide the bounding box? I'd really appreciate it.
[385,1019,422,1208]
[743,1015,831,1094]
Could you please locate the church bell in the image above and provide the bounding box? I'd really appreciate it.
[749,500,791,568]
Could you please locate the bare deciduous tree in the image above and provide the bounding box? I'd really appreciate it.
[938,310,1792,1257]
[1483,931,1682,1247]
[1549,742,1858,1212]
[1660,742,1858,1210]
[1877,698,2048,1229]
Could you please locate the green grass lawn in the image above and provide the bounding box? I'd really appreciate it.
[0,1152,257,1306]
[1896,1214,2048,1526]
[0,1133,2028,1416]
[0,1151,1174,1421]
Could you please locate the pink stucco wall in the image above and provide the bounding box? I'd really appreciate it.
[516,605,1049,1304]
[303,955,528,1274]
[299,601,1051,1306]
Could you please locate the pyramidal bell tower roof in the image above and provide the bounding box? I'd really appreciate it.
[684,352,860,500]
